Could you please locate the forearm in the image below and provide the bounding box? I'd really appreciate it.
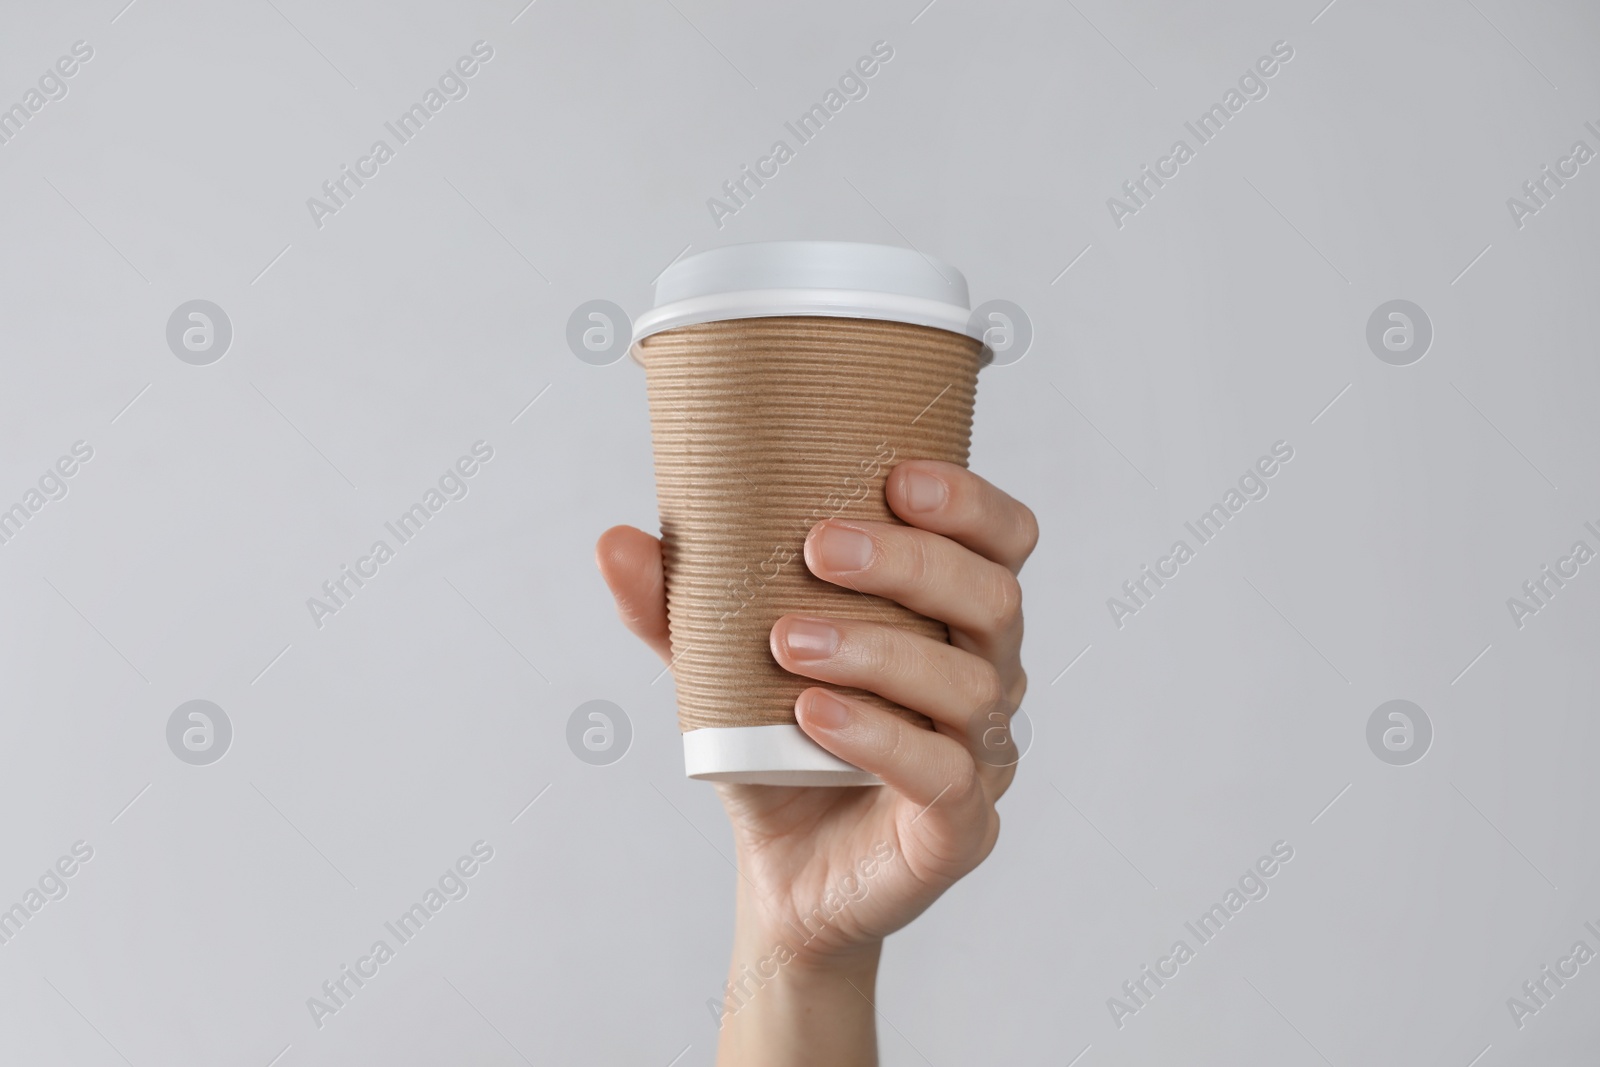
[715,883,881,1066]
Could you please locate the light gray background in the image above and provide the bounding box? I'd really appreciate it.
[1,0,1597,1064]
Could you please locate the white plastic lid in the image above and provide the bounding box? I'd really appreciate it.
[630,241,978,354]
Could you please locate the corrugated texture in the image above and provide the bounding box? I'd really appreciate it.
[637,316,983,731]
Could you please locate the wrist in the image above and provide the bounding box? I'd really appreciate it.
[732,867,884,973]
[730,912,882,989]
[715,881,882,1065]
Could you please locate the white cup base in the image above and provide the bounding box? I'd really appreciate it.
[683,724,882,787]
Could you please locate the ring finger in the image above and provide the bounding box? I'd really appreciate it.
[770,614,1013,739]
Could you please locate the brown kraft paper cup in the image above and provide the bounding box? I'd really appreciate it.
[636,314,983,785]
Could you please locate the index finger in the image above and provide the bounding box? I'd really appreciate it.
[884,461,1039,574]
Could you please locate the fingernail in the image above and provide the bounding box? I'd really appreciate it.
[902,469,948,513]
[781,617,840,661]
[800,689,851,730]
[814,523,874,572]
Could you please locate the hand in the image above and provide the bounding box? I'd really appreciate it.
[596,460,1037,1066]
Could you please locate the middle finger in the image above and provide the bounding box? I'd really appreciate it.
[803,519,1024,658]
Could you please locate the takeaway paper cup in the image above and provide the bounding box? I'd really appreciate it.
[631,241,986,785]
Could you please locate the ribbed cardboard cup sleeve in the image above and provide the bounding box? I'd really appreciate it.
[636,316,983,733]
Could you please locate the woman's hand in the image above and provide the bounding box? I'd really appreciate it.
[596,460,1037,1066]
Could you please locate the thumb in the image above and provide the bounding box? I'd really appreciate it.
[595,525,673,664]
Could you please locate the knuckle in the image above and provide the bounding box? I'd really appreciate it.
[981,571,1024,633]
[886,636,927,692]
[979,809,1002,858]
[847,623,896,678]
[901,532,934,589]
[971,660,1008,711]
[1015,504,1041,560]
[838,617,876,659]
[871,712,909,766]
[948,755,983,805]
[1007,668,1029,709]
